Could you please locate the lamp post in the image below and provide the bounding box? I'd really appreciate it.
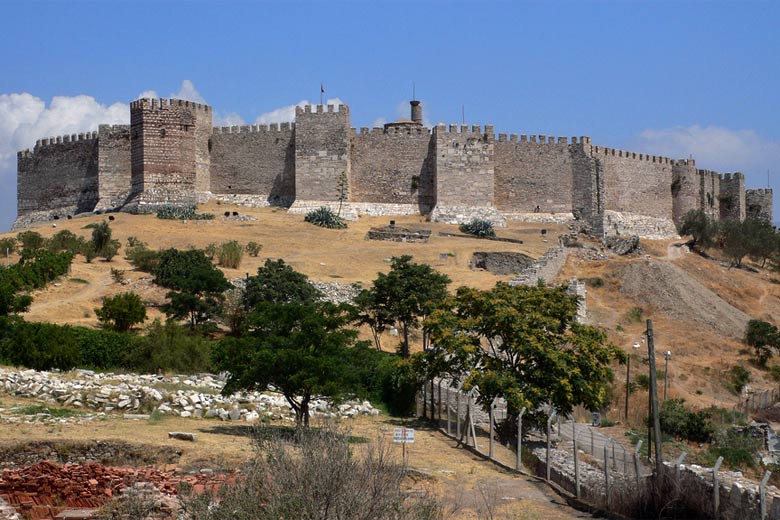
[663,350,672,402]
[625,342,640,422]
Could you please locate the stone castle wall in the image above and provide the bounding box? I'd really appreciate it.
[209,123,295,205]
[17,133,99,218]
[350,127,435,210]
[14,97,773,235]
[494,135,578,213]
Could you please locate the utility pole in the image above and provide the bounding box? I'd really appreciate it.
[647,320,663,487]
[626,342,640,422]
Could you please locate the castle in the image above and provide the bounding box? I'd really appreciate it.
[15,97,773,236]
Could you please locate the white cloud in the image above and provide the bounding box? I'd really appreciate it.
[170,80,205,104]
[214,112,247,127]
[372,118,386,128]
[632,125,780,178]
[254,98,345,125]
[136,89,158,100]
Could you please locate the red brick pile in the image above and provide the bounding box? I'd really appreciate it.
[0,461,226,520]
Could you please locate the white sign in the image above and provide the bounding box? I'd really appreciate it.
[393,428,415,444]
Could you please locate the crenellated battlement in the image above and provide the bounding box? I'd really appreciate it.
[212,122,294,135]
[34,131,98,150]
[130,98,211,112]
[353,126,431,137]
[295,104,348,116]
[748,188,773,194]
[722,172,746,181]
[496,133,588,145]
[592,145,675,165]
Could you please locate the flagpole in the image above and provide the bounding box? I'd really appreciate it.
[320,82,323,106]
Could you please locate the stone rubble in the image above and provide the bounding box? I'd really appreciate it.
[0,368,379,424]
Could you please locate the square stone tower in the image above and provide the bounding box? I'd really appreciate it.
[125,98,212,212]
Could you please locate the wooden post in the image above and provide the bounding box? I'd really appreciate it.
[470,405,479,451]
[430,379,435,424]
[446,387,451,435]
[713,456,723,518]
[604,442,611,510]
[516,407,526,471]
[464,396,471,446]
[647,319,663,482]
[573,421,580,499]
[591,428,594,455]
[761,470,772,520]
[489,399,495,459]
[634,440,643,488]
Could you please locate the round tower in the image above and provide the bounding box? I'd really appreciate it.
[410,100,422,125]
[671,159,699,229]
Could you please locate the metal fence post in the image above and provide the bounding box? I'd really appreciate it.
[713,456,724,518]
[546,413,555,481]
[446,386,451,435]
[761,470,772,520]
[675,452,687,486]
[634,439,643,488]
[573,421,580,499]
[489,399,495,459]
[516,407,526,471]
[604,442,611,510]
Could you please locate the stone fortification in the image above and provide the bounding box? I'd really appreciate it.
[14,95,773,235]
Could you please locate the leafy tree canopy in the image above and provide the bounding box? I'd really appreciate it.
[95,292,147,333]
[680,209,718,250]
[419,283,623,425]
[244,258,321,310]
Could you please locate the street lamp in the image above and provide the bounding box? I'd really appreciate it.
[663,350,672,402]
[626,342,640,422]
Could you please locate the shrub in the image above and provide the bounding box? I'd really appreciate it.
[91,221,121,261]
[204,243,218,261]
[155,205,214,220]
[217,240,243,269]
[110,268,125,284]
[124,319,213,373]
[0,320,80,371]
[625,306,643,323]
[16,231,45,251]
[245,241,262,257]
[46,230,84,255]
[347,346,419,416]
[707,428,762,469]
[727,365,751,394]
[95,292,147,333]
[744,319,780,366]
[126,246,160,273]
[659,398,714,443]
[0,238,16,257]
[459,218,496,238]
[72,326,135,369]
[304,206,347,229]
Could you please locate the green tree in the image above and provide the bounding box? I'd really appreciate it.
[744,319,780,366]
[720,219,751,267]
[421,283,623,428]
[367,256,450,358]
[0,321,80,371]
[244,258,321,310]
[95,292,147,333]
[353,288,393,351]
[743,218,778,268]
[680,209,718,250]
[154,249,231,329]
[124,319,213,373]
[213,302,363,426]
[0,283,32,316]
[91,221,121,261]
[16,231,45,251]
[0,237,17,257]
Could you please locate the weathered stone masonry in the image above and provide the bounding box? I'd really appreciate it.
[14,97,773,235]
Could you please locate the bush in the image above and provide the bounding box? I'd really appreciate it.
[155,205,214,220]
[46,230,84,255]
[124,319,214,373]
[0,238,16,257]
[304,206,347,229]
[16,231,45,251]
[625,306,643,323]
[459,218,496,238]
[0,320,80,371]
[72,326,136,370]
[347,346,419,416]
[245,241,262,257]
[744,319,780,366]
[727,365,751,394]
[179,423,441,520]
[707,428,762,469]
[659,398,714,443]
[217,240,243,269]
[0,250,73,292]
[126,246,160,273]
[95,292,147,333]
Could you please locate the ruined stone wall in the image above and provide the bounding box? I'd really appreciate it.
[671,160,699,228]
[433,124,495,207]
[746,188,773,222]
[128,98,209,211]
[17,133,99,218]
[570,139,604,235]
[209,123,295,205]
[96,124,131,209]
[720,172,746,221]
[494,134,578,213]
[349,127,434,210]
[293,104,350,202]
[593,145,674,219]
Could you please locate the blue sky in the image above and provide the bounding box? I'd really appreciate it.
[1,0,779,230]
